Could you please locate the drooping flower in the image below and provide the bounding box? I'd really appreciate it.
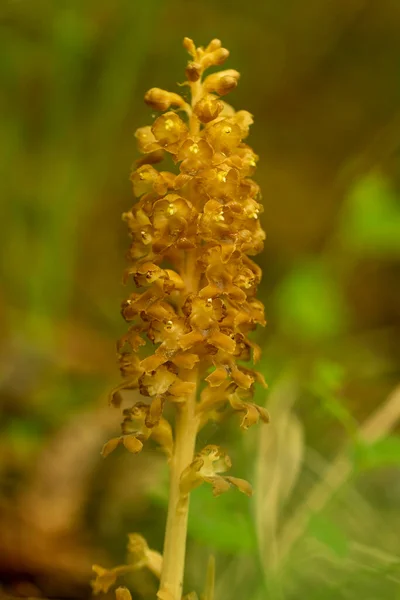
[180,445,253,497]
[91,534,163,596]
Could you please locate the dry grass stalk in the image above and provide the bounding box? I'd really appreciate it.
[254,381,400,574]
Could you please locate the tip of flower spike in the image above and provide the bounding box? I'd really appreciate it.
[206,39,222,52]
[183,37,231,84]
[183,37,196,57]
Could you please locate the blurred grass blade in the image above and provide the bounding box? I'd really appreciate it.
[277,384,400,564]
[254,377,304,571]
[201,555,215,600]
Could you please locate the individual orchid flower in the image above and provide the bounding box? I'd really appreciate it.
[92,533,162,596]
[180,445,252,498]
[101,401,173,458]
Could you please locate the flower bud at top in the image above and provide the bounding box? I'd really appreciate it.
[203,69,240,96]
[183,37,196,58]
[201,48,229,70]
[185,61,202,82]
[205,39,222,52]
[144,88,187,111]
[194,94,224,123]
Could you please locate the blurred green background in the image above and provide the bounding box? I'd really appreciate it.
[1,1,400,599]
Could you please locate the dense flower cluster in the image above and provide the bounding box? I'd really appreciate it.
[104,38,267,453]
[95,37,268,600]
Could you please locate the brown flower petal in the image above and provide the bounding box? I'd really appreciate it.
[168,379,196,399]
[205,366,227,387]
[224,476,253,496]
[101,437,121,458]
[171,352,199,370]
[179,330,204,350]
[208,331,236,353]
[231,367,253,389]
[122,435,144,454]
[206,474,232,496]
[145,396,165,428]
[228,392,270,429]
[91,565,117,594]
[151,419,174,457]
[140,353,167,373]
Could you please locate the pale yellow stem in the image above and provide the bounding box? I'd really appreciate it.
[158,251,200,599]
[158,369,199,599]
[158,80,203,598]
[189,79,202,135]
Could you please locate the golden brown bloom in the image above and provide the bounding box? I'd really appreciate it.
[91,534,163,595]
[91,565,119,594]
[100,37,268,600]
[180,445,253,498]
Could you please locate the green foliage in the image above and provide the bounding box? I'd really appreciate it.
[4,418,44,458]
[275,261,347,341]
[188,485,257,554]
[150,473,257,553]
[308,514,349,558]
[352,436,400,472]
[341,173,400,256]
[312,360,345,393]
[309,360,358,436]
